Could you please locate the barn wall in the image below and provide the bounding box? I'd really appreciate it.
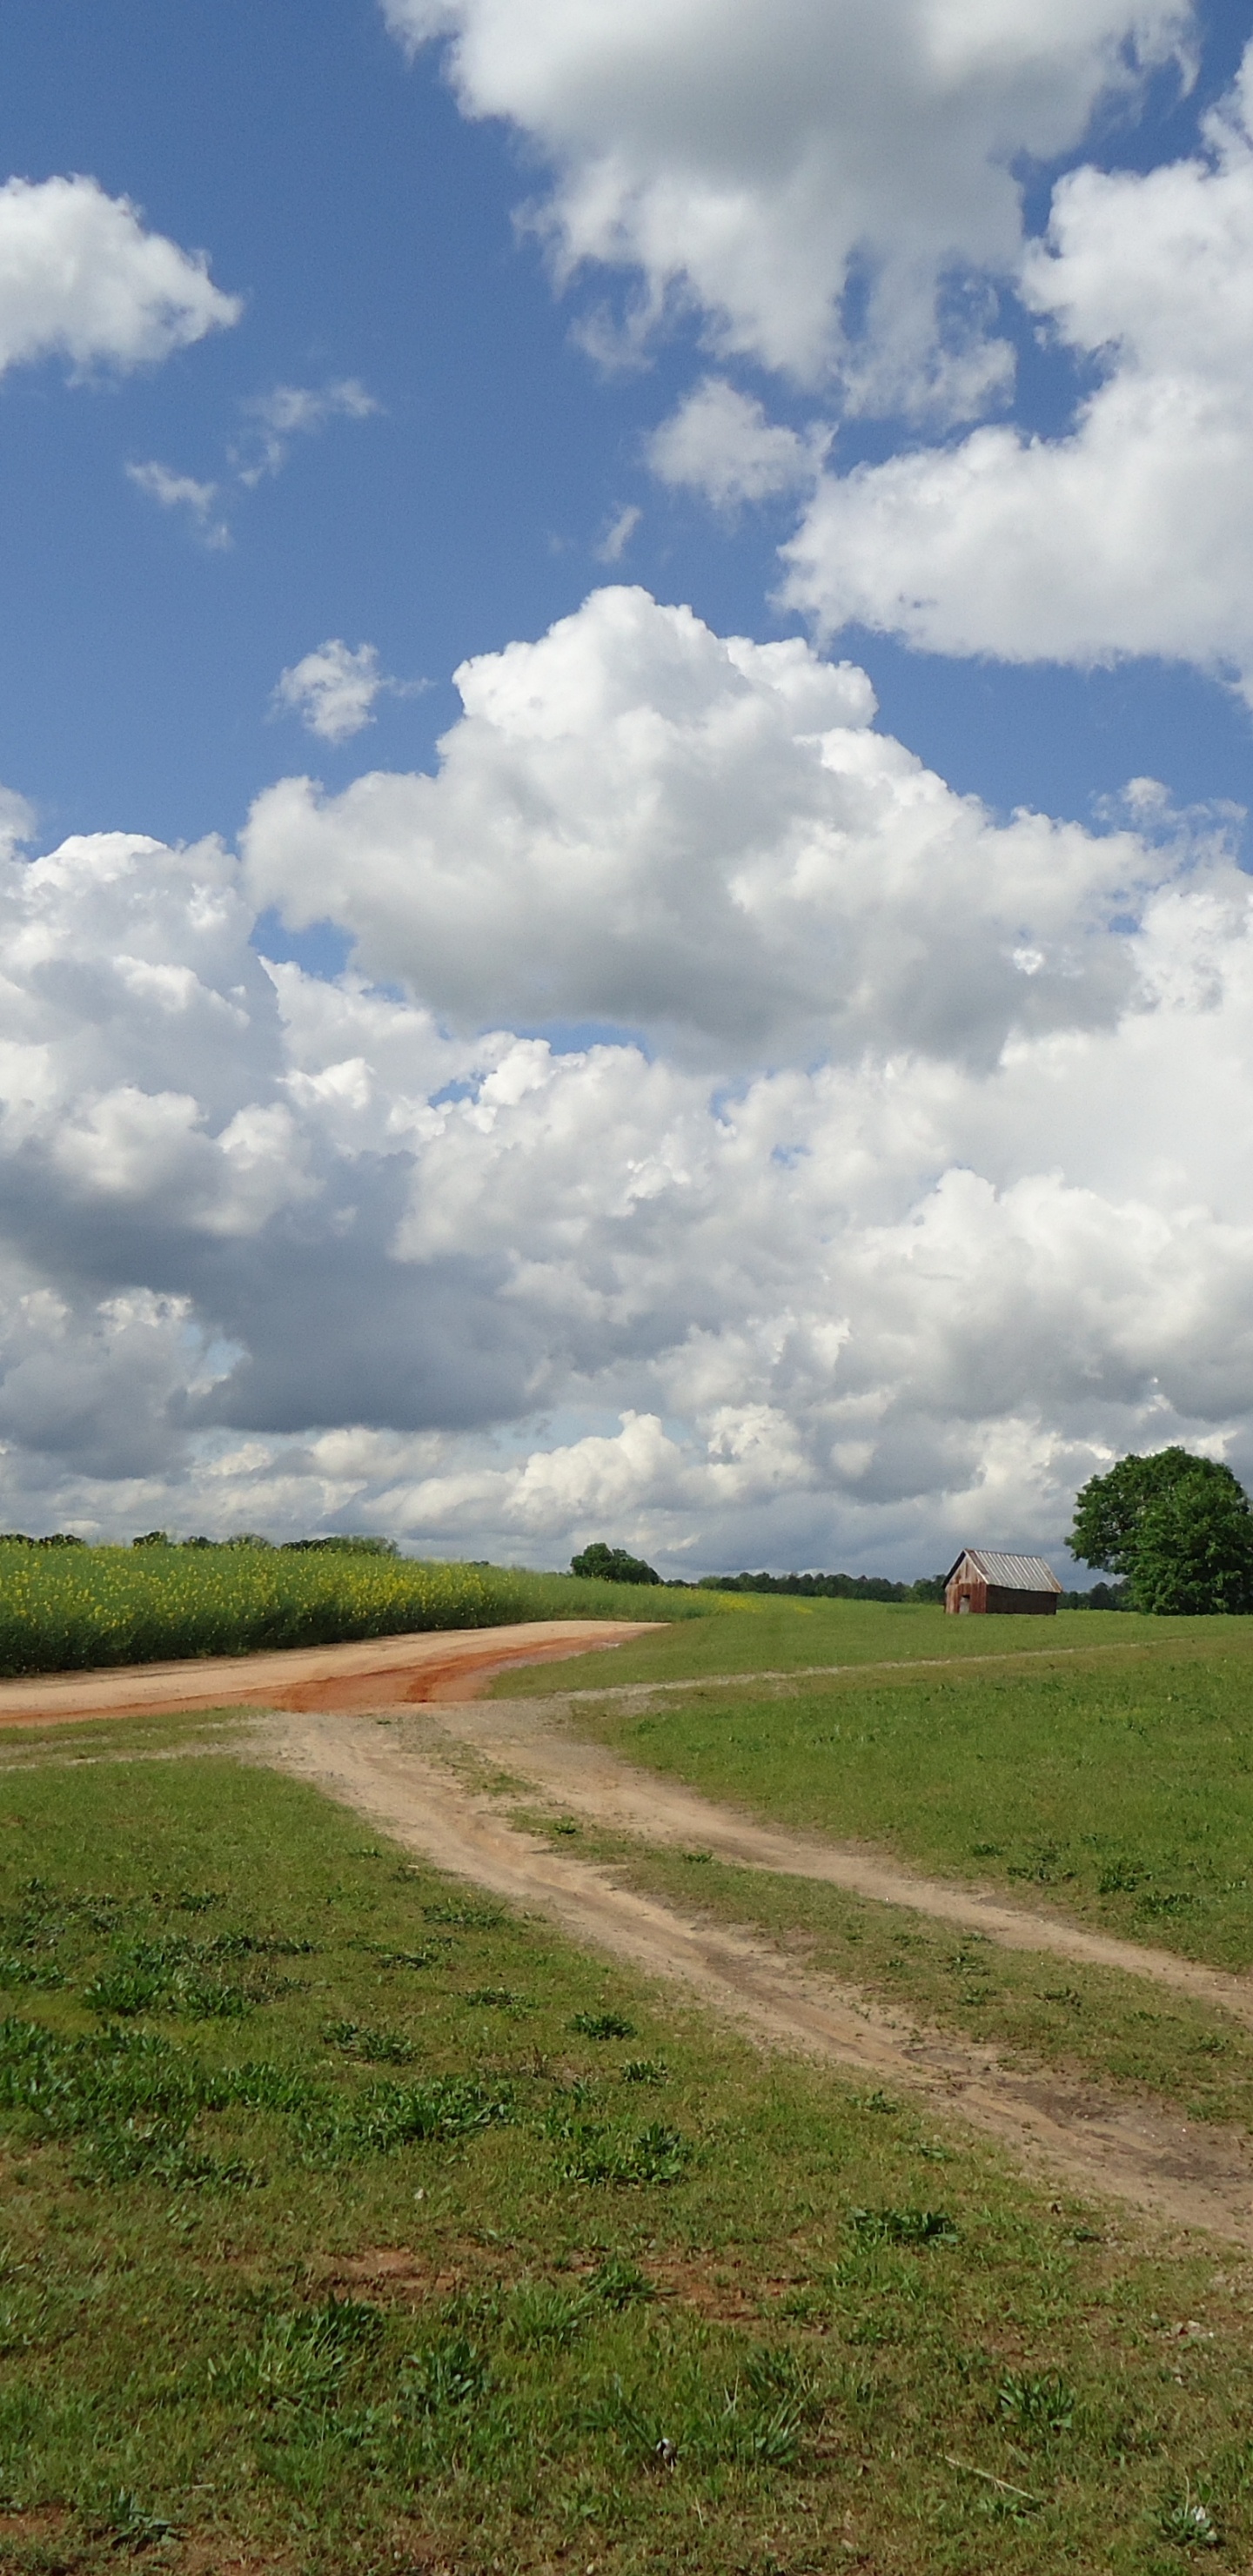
[945,1573,988,1615]
[983,1587,1058,1617]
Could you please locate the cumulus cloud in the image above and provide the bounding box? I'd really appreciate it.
[0,174,239,380]
[384,0,1191,408]
[272,642,392,744]
[782,43,1253,692]
[244,585,1167,1070]
[648,378,827,511]
[1,590,1251,1566]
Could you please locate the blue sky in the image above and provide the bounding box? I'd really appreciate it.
[1,0,1249,849]
[2,0,1253,1572]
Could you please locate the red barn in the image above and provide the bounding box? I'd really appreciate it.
[944,1550,1062,1617]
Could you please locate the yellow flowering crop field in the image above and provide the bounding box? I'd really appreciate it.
[0,1545,707,1678]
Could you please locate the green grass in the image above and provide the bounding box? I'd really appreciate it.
[0,1544,711,1678]
[490,1593,1183,1691]
[3,1738,1253,2573]
[513,1809,1253,2136]
[547,1611,1253,1972]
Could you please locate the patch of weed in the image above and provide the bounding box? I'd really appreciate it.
[323,2020,417,2066]
[587,2257,655,2309]
[849,2204,957,2246]
[570,2009,637,2040]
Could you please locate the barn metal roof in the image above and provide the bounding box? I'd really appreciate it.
[945,1550,1062,1592]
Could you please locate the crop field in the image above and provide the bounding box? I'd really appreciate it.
[2,1735,1253,2576]
[0,1545,714,1680]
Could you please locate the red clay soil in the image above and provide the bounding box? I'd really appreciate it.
[0,1618,660,1728]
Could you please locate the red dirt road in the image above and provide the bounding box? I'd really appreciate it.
[0,1619,659,1727]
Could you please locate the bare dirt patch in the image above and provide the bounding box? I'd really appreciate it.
[309,2244,498,2304]
[0,1620,656,1729]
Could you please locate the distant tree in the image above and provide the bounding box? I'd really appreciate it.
[131,1530,172,1548]
[571,1541,660,1587]
[694,1567,943,1602]
[1070,1449,1253,1613]
[281,1535,400,1556]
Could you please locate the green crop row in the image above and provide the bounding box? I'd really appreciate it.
[0,1545,711,1678]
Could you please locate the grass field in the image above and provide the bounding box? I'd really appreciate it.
[0,1545,712,1679]
[500,1602,1253,1971]
[492,1593,1184,1688]
[2,1737,1253,2576]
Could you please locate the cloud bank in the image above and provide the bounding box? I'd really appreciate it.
[782,47,1253,695]
[390,0,1253,701]
[1,589,1250,1572]
[385,0,1191,410]
[244,587,1167,1070]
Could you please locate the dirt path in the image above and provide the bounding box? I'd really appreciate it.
[0,1619,660,1728]
[425,1694,1253,2035]
[258,1707,1253,2248]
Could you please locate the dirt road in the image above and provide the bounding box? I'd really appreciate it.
[258,1701,1253,2248]
[10,1621,1253,2242]
[0,1619,659,1727]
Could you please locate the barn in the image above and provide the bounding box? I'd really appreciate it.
[943,1550,1062,1617]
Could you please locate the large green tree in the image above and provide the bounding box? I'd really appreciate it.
[570,1540,660,1587]
[1069,1448,1253,1613]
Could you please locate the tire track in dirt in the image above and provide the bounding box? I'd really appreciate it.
[425,1694,1253,2036]
[257,1707,1253,2248]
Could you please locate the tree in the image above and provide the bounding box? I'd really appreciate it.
[1069,1448,1253,1614]
[1129,1474,1253,1614]
[570,1541,660,1587]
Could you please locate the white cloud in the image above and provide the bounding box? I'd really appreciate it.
[594,503,641,564]
[0,174,239,380]
[129,379,379,548]
[233,379,379,484]
[126,461,231,548]
[0,786,35,861]
[244,585,1166,1069]
[4,593,1253,1570]
[648,377,827,510]
[273,641,390,744]
[383,0,1192,408]
[782,44,1253,691]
